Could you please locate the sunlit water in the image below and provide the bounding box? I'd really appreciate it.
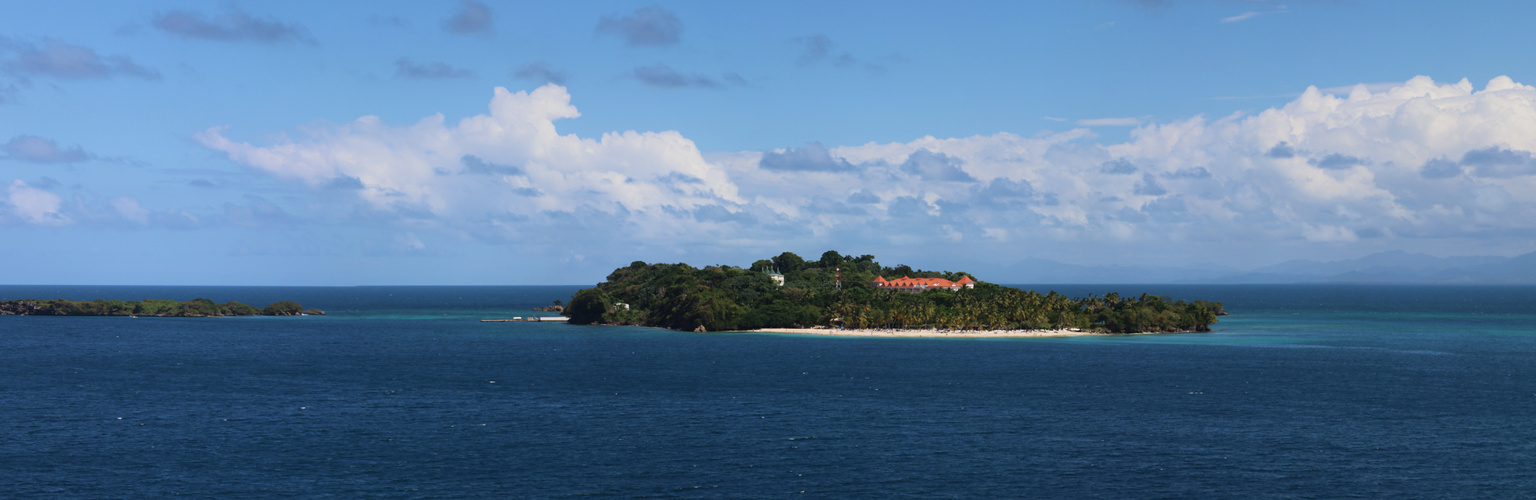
[2,285,1533,498]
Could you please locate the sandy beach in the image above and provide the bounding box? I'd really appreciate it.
[747,327,1125,338]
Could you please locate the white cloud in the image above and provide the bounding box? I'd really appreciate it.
[5,180,67,225]
[198,84,741,241]
[195,76,1536,265]
[726,75,1536,248]
[1318,82,1403,96]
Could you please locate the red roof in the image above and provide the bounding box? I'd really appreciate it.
[873,275,976,289]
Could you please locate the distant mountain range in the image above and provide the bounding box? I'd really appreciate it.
[999,250,1536,284]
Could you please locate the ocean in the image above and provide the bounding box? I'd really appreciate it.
[2,284,1533,498]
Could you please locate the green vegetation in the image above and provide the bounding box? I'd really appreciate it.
[566,251,1223,334]
[0,298,321,317]
[261,301,304,316]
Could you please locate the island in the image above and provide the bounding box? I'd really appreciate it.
[565,251,1224,336]
[0,298,324,317]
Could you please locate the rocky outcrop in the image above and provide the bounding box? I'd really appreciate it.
[0,300,57,315]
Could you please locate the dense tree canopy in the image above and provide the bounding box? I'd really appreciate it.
[566,252,1222,333]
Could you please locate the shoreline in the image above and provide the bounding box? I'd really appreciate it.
[745,327,1141,338]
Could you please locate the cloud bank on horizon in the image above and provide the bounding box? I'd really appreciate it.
[5,1,1536,285]
[154,76,1535,266]
[6,72,1536,282]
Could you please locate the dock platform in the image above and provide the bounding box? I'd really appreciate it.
[481,316,569,323]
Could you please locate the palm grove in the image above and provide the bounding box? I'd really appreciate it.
[566,251,1223,333]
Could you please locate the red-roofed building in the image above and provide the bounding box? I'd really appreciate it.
[872,274,976,293]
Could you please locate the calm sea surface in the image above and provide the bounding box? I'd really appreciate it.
[2,284,1534,498]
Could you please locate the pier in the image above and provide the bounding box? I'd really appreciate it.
[481,316,569,323]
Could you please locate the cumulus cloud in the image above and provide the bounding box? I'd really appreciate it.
[1319,82,1402,96]
[1100,158,1137,174]
[596,7,682,47]
[976,178,1035,201]
[726,75,1536,250]
[1417,158,1460,179]
[1413,147,1536,179]
[458,154,521,175]
[4,180,67,225]
[900,150,974,182]
[1460,146,1536,178]
[196,84,741,242]
[1133,173,1166,196]
[847,189,881,204]
[1,135,93,163]
[1169,167,1211,179]
[0,38,160,80]
[152,8,315,44]
[395,58,475,79]
[513,61,569,85]
[443,1,494,35]
[759,142,853,172]
[1309,153,1367,170]
[192,75,1536,264]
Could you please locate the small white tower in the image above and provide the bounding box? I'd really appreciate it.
[764,266,785,287]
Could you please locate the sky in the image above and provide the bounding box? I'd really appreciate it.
[3,0,1536,285]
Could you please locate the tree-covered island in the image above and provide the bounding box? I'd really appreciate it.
[566,251,1224,334]
[0,298,323,317]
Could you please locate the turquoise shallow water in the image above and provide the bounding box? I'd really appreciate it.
[2,284,1534,498]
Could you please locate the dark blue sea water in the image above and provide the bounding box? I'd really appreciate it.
[2,285,1534,498]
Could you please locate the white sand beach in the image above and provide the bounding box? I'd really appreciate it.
[747,327,1127,338]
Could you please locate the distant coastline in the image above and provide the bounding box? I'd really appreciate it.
[0,298,323,317]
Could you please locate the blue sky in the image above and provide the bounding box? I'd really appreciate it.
[4,0,1536,285]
